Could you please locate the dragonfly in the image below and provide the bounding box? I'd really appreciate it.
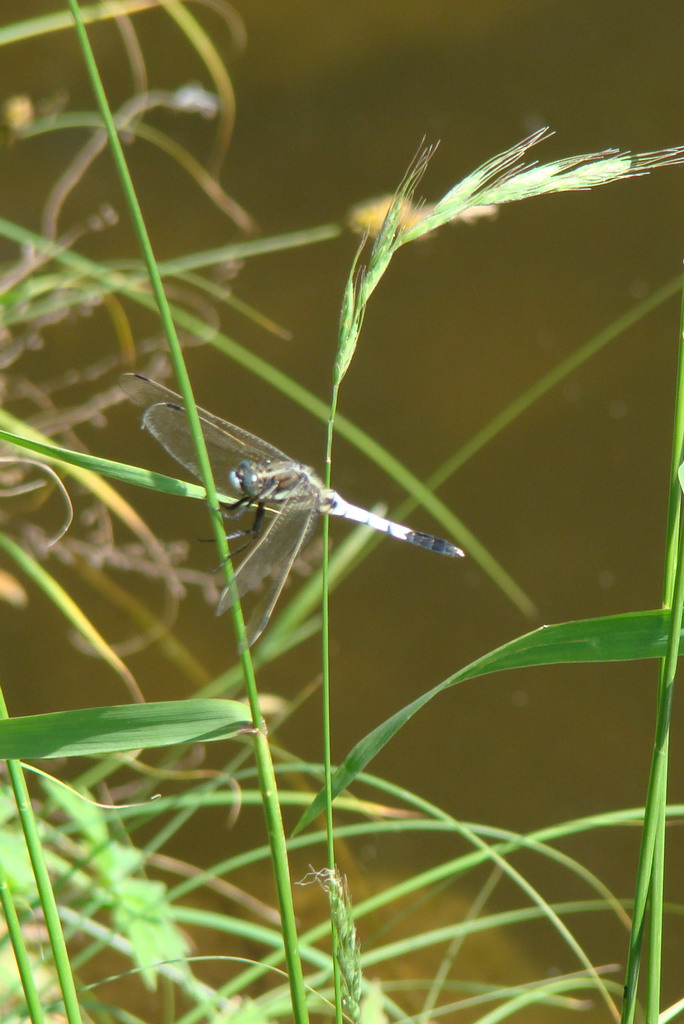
[120,373,464,646]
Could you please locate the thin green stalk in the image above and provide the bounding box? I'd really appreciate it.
[319,195,421,1020]
[621,579,681,1023]
[0,877,45,1023]
[321,378,343,1024]
[66,4,309,1018]
[317,169,454,1021]
[65,0,225,534]
[621,291,684,1022]
[0,690,81,1023]
[645,791,665,1021]
[661,293,684,602]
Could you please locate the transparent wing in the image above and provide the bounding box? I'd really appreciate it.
[120,373,290,468]
[218,495,319,647]
[122,373,320,645]
[139,402,247,497]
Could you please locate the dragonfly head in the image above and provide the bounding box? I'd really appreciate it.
[230,460,261,498]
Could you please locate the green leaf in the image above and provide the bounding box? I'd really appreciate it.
[0,427,206,500]
[0,699,252,759]
[295,609,670,833]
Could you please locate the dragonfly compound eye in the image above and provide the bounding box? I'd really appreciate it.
[230,460,261,497]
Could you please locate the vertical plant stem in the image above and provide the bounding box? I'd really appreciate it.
[65,4,309,1019]
[621,293,684,1023]
[0,861,45,1023]
[0,689,81,1023]
[321,378,343,1024]
[316,165,440,1020]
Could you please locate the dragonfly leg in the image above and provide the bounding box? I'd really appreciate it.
[222,501,266,555]
[203,502,267,572]
[220,494,253,518]
[198,500,265,552]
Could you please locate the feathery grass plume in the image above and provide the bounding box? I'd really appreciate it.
[316,867,363,1023]
[408,128,684,240]
[336,129,684,383]
[334,143,437,384]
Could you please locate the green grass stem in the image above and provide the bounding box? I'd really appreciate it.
[66,3,310,1019]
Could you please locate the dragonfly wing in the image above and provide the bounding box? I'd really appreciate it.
[139,401,245,495]
[120,373,290,464]
[121,373,321,645]
[218,496,319,647]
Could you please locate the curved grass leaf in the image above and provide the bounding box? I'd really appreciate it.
[0,427,208,501]
[0,699,252,759]
[295,608,670,833]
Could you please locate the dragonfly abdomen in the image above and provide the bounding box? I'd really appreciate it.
[327,493,464,557]
[403,531,463,557]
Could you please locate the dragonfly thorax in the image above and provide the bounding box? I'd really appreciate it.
[230,458,326,508]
